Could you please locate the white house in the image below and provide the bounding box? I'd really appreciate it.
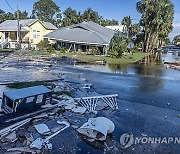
[105,25,123,32]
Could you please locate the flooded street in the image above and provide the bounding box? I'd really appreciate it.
[0,51,180,153]
[66,51,180,111]
[55,51,180,153]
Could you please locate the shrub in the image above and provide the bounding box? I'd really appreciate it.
[108,33,128,58]
[132,46,139,53]
[37,40,50,50]
[60,47,67,53]
[47,46,55,53]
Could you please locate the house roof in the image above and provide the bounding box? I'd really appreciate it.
[0,19,57,31]
[45,21,115,46]
[4,85,52,100]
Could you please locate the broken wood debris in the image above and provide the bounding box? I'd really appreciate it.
[0,78,119,153]
[34,124,51,135]
[30,121,70,150]
[0,118,32,138]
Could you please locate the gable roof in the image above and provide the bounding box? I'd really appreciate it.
[4,85,52,100]
[45,21,115,46]
[0,19,57,31]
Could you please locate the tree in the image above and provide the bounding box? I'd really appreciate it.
[173,34,180,45]
[62,7,79,26]
[108,33,128,58]
[82,8,101,23]
[4,12,15,20]
[14,10,29,19]
[121,16,132,38]
[32,0,61,27]
[136,0,174,52]
[100,19,119,26]
[130,23,141,36]
[0,9,6,23]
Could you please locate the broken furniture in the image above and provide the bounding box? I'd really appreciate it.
[1,85,52,114]
[74,94,118,113]
[77,117,115,141]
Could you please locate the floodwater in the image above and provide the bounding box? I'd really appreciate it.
[65,51,180,111]
[54,51,180,153]
[0,51,180,153]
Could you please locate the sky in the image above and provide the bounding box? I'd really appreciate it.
[0,0,180,39]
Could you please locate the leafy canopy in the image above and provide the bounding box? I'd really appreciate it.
[32,0,61,27]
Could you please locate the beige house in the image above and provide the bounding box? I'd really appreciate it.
[0,19,57,49]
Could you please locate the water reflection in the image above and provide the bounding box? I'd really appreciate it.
[108,64,128,74]
[77,51,179,80]
[108,53,164,76]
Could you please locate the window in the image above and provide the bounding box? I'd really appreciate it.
[33,30,41,38]
[37,31,40,38]
[33,30,36,38]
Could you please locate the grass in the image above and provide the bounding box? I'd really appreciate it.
[0,48,14,52]
[7,81,54,89]
[23,50,151,64]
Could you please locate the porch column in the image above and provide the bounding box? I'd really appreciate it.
[16,32,18,43]
[73,44,76,52]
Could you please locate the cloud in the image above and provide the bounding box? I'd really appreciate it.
[169,23,180,40]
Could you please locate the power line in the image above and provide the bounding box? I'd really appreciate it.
[5,0,16,12]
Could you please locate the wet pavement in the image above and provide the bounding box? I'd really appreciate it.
[0,51,180,153]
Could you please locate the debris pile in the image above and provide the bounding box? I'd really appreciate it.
[165,61,180,71]
[0,53,119,153]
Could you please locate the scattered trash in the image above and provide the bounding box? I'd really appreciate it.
[34,112,48,119]
[34,124,50,135]
[7,147,39,153]
[5,131,17,142]
[72,106,87,114]
[30,120,70,150]
[0,66,119,153]
[77,117,115,141]
[0,118,32,138]
[47,121,70,140]
[82,84,92,89]
[30,138,52,150]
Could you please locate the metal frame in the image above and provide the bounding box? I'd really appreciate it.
[74,94,118,113]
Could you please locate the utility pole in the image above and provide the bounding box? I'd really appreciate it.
[17,5,21,50]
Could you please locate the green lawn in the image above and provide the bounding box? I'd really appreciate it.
[7,81,53,89]
[0,48,14,52]
[23,50,151,64]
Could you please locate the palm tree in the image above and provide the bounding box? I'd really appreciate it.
[121,16,132,38]
[136,0,174,52]
[130,23,141,36]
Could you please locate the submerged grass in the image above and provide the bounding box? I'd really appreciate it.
[23,50,151,64]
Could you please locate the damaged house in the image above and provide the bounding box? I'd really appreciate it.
[1,86,52,114]
[44,21,115,55]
